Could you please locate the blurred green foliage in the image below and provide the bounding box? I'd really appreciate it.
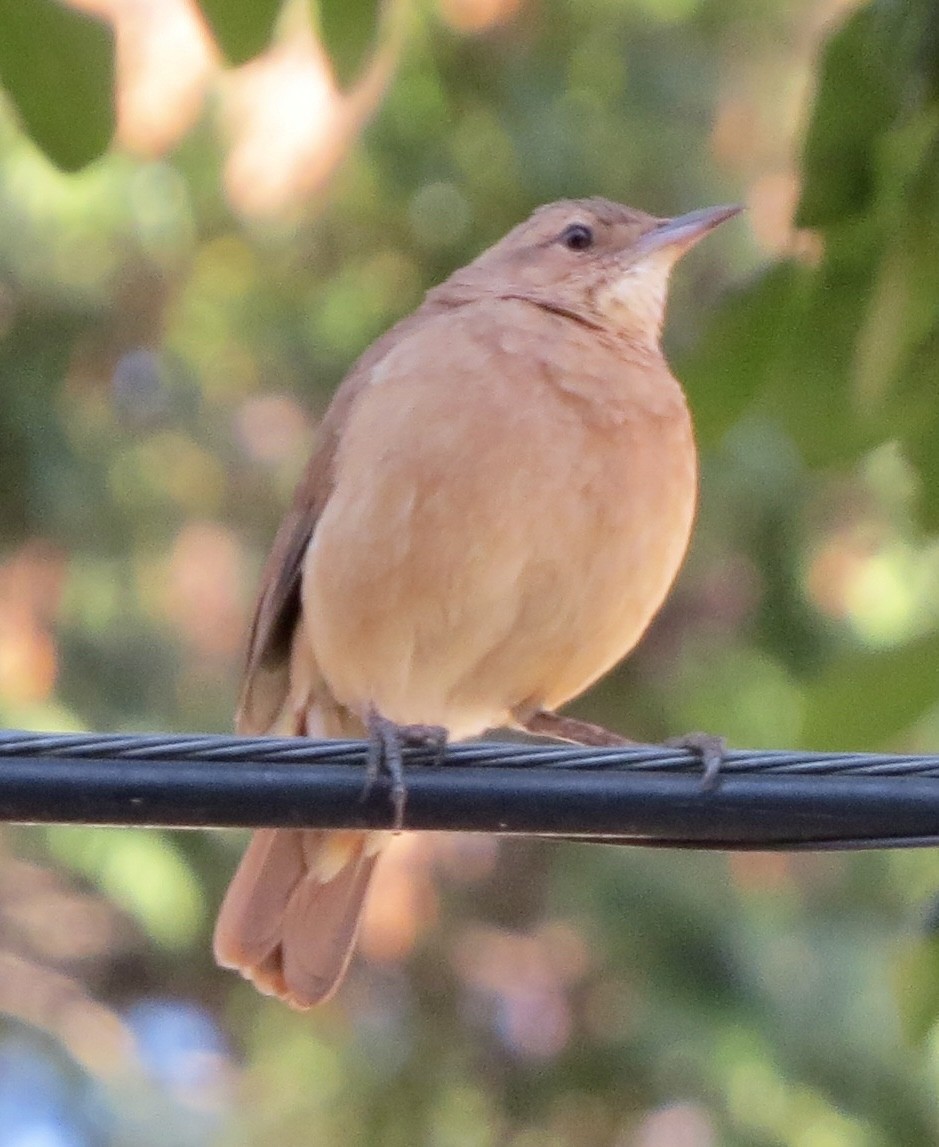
[318,0,388,86]
[3,0,939,1144]
[198,0,283,63]
[0,0,114,170]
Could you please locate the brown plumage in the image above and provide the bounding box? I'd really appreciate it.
[213,198,740,1007]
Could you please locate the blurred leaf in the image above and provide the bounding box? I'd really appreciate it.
[900,415,939,533]
[197,0,284,64]
[864,116,939,527]
[681,262,804,447]
[688,245,880,468]
[893,934,939,1045]
[801,631,939,750]
[798,0,939,230]
[0,0,114,170]
[796,3,904,228]
[0,309,89,541]
[45,826,205,949]
[317,0,383,87]
[764,243,881,469]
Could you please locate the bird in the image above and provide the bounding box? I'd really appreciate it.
[213,196,741,1008]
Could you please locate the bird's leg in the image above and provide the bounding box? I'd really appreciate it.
[520,708,726,789]
[364,709,448,829]
[519,708,636,747]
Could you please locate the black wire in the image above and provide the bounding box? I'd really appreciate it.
[2,728,938,775]
[1,728,939,849]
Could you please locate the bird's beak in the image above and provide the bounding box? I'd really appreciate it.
[635,203,743,260]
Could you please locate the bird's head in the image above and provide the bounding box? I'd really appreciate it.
[442,197,741,346]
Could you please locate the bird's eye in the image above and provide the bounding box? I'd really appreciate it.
[559,223,594,251]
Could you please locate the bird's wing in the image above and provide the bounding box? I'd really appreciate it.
[236,307,446,734]
[236,441,335,735]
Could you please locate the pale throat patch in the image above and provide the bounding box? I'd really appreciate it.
[594,248,679,335]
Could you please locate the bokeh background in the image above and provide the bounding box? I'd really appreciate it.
[2,0,939,1142]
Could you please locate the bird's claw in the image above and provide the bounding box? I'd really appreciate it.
[399,722,448,764]
[364,712,448,828]
[664,731,726,791]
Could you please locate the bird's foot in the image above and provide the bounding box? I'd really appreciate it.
[520,709,637,747]
[522,710,725,790]
[364,711,448,829]
[664,731,726,791]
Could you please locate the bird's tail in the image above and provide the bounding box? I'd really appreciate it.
[213,825,384,1008]
[214,697,384,1008]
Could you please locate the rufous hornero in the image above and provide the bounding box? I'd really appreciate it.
[214,198,741,1007]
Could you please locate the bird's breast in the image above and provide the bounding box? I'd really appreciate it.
[302,306,697,731]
